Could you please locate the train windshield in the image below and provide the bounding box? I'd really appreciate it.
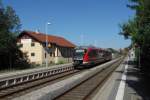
[74,49,86,57]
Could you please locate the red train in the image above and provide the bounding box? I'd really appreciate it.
[73,46,112,68]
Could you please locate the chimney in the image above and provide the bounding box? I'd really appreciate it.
[35,29,40,34]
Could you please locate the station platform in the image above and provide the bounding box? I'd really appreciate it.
[92,56,150,100]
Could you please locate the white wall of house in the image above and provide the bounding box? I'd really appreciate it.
[19,39,43,64]
[18,39,74,65]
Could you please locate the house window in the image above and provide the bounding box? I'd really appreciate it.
[45,53,46,58]
[20,43,23,48]
[31,53,35,56]
[31,42,35,47]
[50,52,52,57]
[53,53,55,57]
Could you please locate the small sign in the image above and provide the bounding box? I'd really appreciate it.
[76,49,84,52]
[21,39,32,43]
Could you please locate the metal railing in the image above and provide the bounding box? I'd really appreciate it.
[0,65,74,89]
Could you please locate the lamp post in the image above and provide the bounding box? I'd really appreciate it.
[45,22,51,67]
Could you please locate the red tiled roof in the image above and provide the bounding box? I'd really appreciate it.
[19,31,76,48]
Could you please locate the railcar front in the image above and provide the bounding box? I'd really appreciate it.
[73,49,86,67]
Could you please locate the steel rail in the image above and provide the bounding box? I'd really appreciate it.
[0,69,80,99]
[55,58,123,100]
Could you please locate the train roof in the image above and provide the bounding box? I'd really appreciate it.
[75,46,112,52]
[75,46,97,50]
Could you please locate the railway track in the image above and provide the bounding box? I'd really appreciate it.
[0,58,122,100]
[0,67,82,100]
[55,58,123,100]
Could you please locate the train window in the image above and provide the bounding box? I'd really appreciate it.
[88,52,92,57]
[88,50,97,57]
[84,49,87,54]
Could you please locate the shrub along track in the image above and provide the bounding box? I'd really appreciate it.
[0,68,82,100]
[55,58,123,100]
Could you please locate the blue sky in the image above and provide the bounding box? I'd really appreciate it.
[3,0,134,49]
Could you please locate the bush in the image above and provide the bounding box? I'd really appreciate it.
[56,61,65,65]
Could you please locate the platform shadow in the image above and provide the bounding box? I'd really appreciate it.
[123,60,136,66]
[116,65,150,100]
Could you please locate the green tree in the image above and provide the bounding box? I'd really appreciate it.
[119,18,138,42]
[0,1,29,70]
[119,0,150,75]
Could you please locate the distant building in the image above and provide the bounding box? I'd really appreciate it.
[17,31,76,64]
[129,48,135,61]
